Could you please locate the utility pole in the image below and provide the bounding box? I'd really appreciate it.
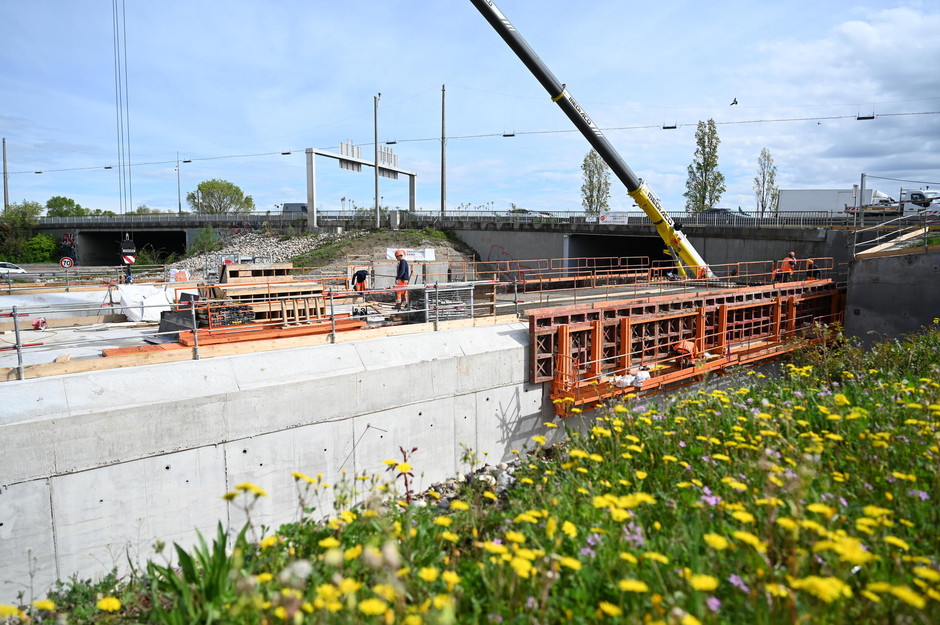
[2,138,9,211]
[176,151,182,214]
[441,84,446,217]
[374,93,381,228]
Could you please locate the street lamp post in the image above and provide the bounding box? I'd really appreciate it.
[374,93,381,228]
[176,151,182,215]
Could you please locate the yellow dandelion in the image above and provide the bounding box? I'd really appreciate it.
[598,601,622,616]
[731,511,755,524]
[260,535,280,550]
[618,578,650,593]
[531,435,547,445]
[883,536,910,551]
[642,552,669,564]
[450,500,470,511]
[358,598,388,616]
[440,531,459,542]
[418,567,439,582]
[32,600,56,612]
[561,520,577,538]
[442,570,461,590]
[559,556,582,571]
[318,536,341,549]
[433,516,453,527]
[704,533,729,550]
[888,585,925,609]
[912,566,940,583]
[689,574,719,591]
[96,597,122,612]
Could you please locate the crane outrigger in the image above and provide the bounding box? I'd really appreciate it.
[469,0,712,278]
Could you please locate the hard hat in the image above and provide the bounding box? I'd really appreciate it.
[395,249,405,257]
[789,251,796,257]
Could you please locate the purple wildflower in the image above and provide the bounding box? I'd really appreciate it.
[580,547,596,557]
[728,574,750,593]
[587,532,602,547]
[908,489,929,501]
[706,596,721,612]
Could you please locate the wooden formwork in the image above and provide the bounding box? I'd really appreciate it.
[527,280,845,414]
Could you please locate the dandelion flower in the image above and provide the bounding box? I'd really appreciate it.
[418,567,439,582]
[96,597,122,612]
[32,600,56,612]
[442,570,461,589]
[318,536,341,549]
[689,574,719,591]
[883,536,910,551]
[598,601,622,616]
[450,500,470,511]
[434,516,453,527]
[618,579,650,593]
[888,585,925,609]
[358,598,388,616]
[559,556,582,571]
[704,533,729,550]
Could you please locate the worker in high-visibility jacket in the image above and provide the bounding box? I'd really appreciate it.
[674,339,697,368]
[777,251,797,282]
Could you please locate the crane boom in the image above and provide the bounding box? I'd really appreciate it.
[469,0,710,277]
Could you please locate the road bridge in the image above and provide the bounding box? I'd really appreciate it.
[37,209,868,268]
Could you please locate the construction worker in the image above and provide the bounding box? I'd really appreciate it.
[778,251,796,282]
[674,339,696,368]
[352,268,369,292]
[805,258,819,280]
[394,249,410,309]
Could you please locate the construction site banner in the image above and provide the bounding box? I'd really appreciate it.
[386,248,437,261]
[599,212,628,224]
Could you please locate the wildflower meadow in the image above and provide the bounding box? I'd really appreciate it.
[4,323,938,624]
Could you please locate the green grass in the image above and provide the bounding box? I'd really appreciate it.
[290,228,455,268]
[4,322,939,624]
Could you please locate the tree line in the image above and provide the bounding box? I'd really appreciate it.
[0,179,254,263]
[581,118,779,216]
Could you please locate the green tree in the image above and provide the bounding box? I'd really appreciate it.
[45,196,88,217]
[0,200,43,260]
[189,226,220,255]
[130,204,160,214]
[581,149,611,216]
[187,179,255,214]
[22,233,57,263]
[683,119,726,213]
[753,148,779,217]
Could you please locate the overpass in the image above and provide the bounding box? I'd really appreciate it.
[37,209,865,268]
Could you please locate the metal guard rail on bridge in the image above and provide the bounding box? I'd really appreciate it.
[37,209,918,230]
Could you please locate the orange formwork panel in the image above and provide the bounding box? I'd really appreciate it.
[528,280,845,416]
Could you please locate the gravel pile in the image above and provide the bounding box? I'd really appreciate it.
[170,231,352,277]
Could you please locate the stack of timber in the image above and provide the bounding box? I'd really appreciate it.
[212,263,326,325]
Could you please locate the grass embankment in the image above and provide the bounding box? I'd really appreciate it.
[6,324,939,624]
[289,228,454,268]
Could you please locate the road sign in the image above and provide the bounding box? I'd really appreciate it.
[122,255,136,265]
[59,257,74,269]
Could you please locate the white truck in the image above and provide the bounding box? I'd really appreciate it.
[777,188,893,213]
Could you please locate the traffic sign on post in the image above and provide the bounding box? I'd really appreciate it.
[122,255,136,265]
[59,257,74,269]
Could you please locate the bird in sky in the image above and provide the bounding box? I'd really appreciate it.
[730,98,738,105]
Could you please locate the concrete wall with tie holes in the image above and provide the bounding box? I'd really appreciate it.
[0,321,566,603]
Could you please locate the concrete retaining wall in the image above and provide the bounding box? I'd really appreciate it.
[0,322,559,603]
[844,250,940,341]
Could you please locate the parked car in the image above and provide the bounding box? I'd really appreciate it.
[0,262,26,275]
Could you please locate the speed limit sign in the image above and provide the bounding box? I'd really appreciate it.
[59,257,74,269]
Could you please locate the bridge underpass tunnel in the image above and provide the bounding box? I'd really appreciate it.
[567,234,673,269]
[76,230,188,266]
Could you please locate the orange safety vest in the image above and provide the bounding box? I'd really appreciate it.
[780,257,795,273]
[674,340,696,356]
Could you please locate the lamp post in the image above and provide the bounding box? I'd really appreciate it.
[374,93,381,228]
[176,151,182,215]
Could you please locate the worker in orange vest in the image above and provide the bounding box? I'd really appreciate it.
[674,339,696,368]
[778,251,796,282]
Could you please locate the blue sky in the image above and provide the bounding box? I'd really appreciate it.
[2,0,939,215]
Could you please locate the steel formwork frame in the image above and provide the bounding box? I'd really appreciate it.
[529,280,845,415]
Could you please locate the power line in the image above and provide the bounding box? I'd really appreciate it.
[11,110,940,176]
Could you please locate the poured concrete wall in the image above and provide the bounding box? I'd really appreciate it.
[844,250,940,342]
[0,322,561,603]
